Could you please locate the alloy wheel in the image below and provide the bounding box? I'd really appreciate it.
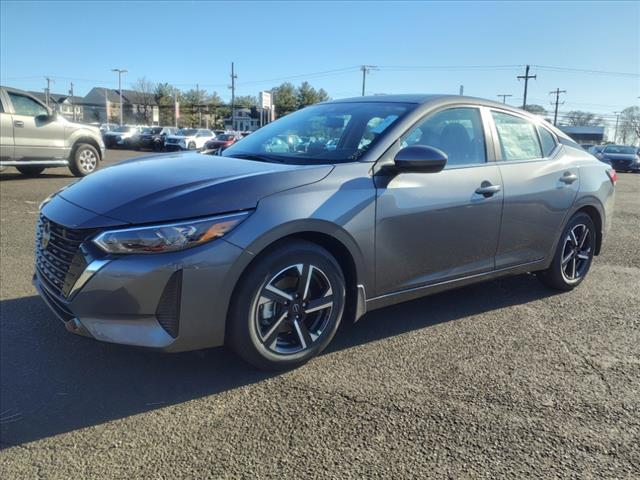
[253,264,334,355]
[560,223,592,282]
[78,149,97,172]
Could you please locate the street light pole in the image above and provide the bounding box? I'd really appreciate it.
[613,111,621,143]
[112,68,127,125]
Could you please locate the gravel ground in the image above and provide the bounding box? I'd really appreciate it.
[1,152,639,479]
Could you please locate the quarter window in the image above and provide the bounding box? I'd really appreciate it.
[8,92,48,117]
[402,107,486,167]
[492,111,542,161]
[538,127,557,157]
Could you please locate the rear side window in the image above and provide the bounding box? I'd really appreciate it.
[538,127,557,157]
[492,111,542,161]
[8,92,48,117]
[402,107,487,167]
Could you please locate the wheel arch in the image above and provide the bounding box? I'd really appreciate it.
[70,136,102,162]
[224,222,368,338]
[574,204,603,256]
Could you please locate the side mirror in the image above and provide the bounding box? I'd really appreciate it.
[394,145,447,173]
[35,113,57,124]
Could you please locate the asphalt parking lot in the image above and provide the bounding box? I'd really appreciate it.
[1,151,639,478]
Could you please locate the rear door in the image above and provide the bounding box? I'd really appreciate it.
[0,90,14,162]
[489,110,579,267]
[6,91,66,161]
[374,106,503,295]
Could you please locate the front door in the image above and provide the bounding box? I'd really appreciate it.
[7,91,66,161]
[0,93,14,163]
[374,107,503,296]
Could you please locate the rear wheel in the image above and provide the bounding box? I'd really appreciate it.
[537,212,596,291]
[188,141,196,150]
[228,241,345,370]
[69,143,99,177]
[16,166,45,177]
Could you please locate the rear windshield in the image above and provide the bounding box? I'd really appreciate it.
[176,129,197,136]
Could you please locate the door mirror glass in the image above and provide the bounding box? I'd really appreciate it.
[394,145,447,173]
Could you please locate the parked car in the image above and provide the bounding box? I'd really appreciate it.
[102,125,143,149]
[138,126,177,151]
[594,145,640,172]
[99,123,118,134]
[589,145,605,156]
[203,133,240,152]
[164,128,214,151]
[33,94,615,370]
[0,85,105,177]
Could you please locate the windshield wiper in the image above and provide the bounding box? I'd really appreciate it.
[227,153,285,163]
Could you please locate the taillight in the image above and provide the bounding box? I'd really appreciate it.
[606,169,617,186]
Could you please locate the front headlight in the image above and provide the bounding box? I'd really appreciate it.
[92,212,250,254]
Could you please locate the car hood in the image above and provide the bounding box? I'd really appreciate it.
[166,135,192,141]
[57,152,333,225]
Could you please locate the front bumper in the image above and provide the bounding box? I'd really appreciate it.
[34,237,246,352]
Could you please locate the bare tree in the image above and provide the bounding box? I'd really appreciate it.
[130,77,156,124]
[564,110,604,127]
[619,106,640,144]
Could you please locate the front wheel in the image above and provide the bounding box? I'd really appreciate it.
[537,212,596,291]
[227,241,346,370]
[69,144,99,177]
[188,141,196,150]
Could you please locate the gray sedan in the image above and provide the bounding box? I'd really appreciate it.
[34,94,616,370]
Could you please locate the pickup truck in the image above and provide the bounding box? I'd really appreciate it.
[0,86,105,177]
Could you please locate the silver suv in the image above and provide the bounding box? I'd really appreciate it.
[0,86,105,177]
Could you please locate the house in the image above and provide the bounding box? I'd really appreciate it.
[28,91,84,121]
[224,107,260,131]
[82,87,159,125]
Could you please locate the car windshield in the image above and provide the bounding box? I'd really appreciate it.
[142,127,162,134]
[604,146,636,154]
[113,126,133,132]
[217,134,235,141]
[176,129,198,136]
[222,102,413,164]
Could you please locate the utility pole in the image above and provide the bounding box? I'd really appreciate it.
[174,90,179,128]
[229,62,237,131]
[497,94,512,104]
[111,68,127,125]
[360,65,377,96]
[613,111,621,143]
[459,85,464,96]
[69,82,75,121]
[549,88,566,126]
[44,77,54,108]
[196,83,201,127]
[517,65,537,110]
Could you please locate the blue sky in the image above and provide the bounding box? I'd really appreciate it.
[1,1,638,126]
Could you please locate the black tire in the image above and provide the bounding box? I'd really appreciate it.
[69,143,100,177]
[537,212,596,291]
[188,141,197,150]
[16,166,45,177]
[153,140,164,152]
[227,240,346,370]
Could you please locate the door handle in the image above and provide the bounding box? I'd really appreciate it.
[560,172,578,184]
[475,182,501,197]
[13,120,24,128]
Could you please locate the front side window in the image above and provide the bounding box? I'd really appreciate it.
[401,107,487,167]
[223,102,412,164]
[538,127,557,157]
[603,145,636,155]
[492,111,542,161]
[8,93,48,117]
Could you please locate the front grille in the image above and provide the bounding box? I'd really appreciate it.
[166,138,181,144]
[35,215,94,299]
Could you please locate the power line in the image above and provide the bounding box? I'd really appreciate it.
[532,65,640,78]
